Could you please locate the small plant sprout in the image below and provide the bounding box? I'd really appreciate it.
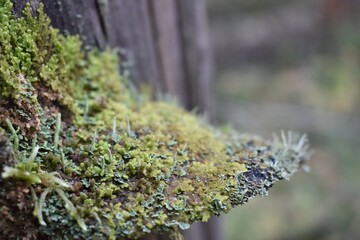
[119,155,125,170]
[107,148,114,165]
[54,188,87,231]
[2,166,87,231]
[54,113,61,149]
[37,187,51,226]
[1,166,41,185]
[126,115,135,137]
[178,144,188,156]
[28,145,40,163]
[274,130,310,157]
[60,149,70,172]
[90,130,98,152]
[111,116,118,141]
[5,118,19,154]
[32,171,87,232]
[272,130,310,175]
[92,212,102,225]
[295,133,308,153]
[31,134,38,148]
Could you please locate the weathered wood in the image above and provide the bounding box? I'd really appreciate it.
[100,1,161,91]
[177,0,213,113]
[149,0,187,106]
[12,0,107,48]
[11,0,213,110]
[10,0,216,239]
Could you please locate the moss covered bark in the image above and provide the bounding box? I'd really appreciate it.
[0,1,310,239]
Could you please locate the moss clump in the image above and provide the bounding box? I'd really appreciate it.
[1,1,79,127]
[0,1,310,239]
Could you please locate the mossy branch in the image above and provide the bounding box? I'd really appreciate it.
[0,1,310,239]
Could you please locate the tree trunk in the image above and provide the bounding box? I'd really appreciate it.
[10,0,218,239]
[11,0,213,113]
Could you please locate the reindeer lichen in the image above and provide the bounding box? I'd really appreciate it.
[0,1,310,239]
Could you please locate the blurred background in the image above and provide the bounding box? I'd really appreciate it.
[205,0,360,239]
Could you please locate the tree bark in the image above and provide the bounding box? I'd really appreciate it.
[10,0,218,239]
[11,0,213,112]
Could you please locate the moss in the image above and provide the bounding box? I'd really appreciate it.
[0,1,310,239]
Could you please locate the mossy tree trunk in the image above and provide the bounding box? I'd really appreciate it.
[9,0,217,239]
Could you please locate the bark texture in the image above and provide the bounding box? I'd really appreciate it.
[11,0,213,112]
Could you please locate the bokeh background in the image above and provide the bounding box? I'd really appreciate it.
[205,0,360,239]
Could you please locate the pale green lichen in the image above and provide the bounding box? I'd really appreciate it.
[0,1,310,239]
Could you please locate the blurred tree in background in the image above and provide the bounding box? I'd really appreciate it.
[206,0,360,239]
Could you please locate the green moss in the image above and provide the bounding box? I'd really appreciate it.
[0,1,310,239]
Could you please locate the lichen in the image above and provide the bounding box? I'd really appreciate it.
[0,1,310,239]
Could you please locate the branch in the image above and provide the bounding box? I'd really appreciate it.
[0,1,310,239]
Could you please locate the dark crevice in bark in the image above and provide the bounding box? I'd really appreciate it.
[147,0,166,100]
[175,0,194,110]
[94,0,109,43]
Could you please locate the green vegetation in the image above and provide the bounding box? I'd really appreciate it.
[0,1,309,239]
